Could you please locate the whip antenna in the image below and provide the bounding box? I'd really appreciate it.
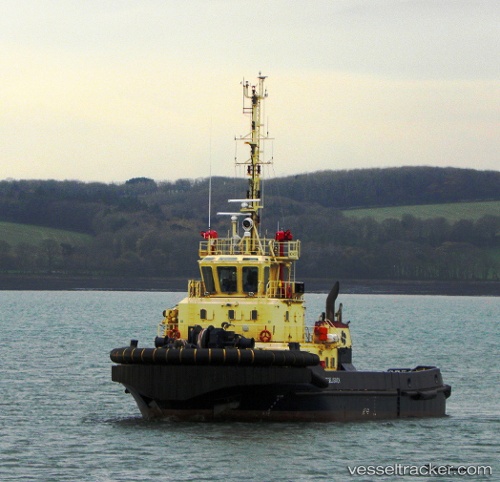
[208,117,213,230]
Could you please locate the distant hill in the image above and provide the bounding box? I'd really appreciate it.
[0,166,498,283]
[0,221,92,247]
[0,167,498,234]
[343,201,500,222]
[267,166,500,209]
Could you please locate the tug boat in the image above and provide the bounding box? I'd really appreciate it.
[110,75,451,421]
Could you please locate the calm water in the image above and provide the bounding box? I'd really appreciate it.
[0,291,498,481]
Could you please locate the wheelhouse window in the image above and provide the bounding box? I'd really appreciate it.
[201,266,215,293]
[218,266,237,293]
[243,266,258,293]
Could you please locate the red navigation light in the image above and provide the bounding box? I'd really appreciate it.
[275,229,293,241]
[200,230,218,239]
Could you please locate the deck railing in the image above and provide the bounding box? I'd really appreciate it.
[265,280,304,300]
[199,237,300,259]
[187,278,304,300]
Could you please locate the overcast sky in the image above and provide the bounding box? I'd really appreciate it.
[1,0,498,183]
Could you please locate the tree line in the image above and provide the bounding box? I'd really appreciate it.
[0,167,498,282]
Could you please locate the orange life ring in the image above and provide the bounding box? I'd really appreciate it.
[259,329,272,343]
[168,328,181,339]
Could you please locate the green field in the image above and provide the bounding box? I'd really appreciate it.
[0,222,93,247]
[343,201,500,222]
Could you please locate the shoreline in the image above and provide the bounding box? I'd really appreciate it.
[0,274,498,296]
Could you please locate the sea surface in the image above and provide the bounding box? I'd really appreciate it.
[0,291,498,481]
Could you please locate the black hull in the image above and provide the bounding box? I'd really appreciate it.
[111,361,451,422]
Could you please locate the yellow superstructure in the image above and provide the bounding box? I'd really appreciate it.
[157,75,353,370]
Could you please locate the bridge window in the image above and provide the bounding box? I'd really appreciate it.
[201,266,215,293]
[243,266,258,293]
[218,266,237,293]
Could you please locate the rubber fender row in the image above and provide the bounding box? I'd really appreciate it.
[110,347,320,367]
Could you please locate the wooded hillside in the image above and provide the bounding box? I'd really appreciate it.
[0,167,499,283]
